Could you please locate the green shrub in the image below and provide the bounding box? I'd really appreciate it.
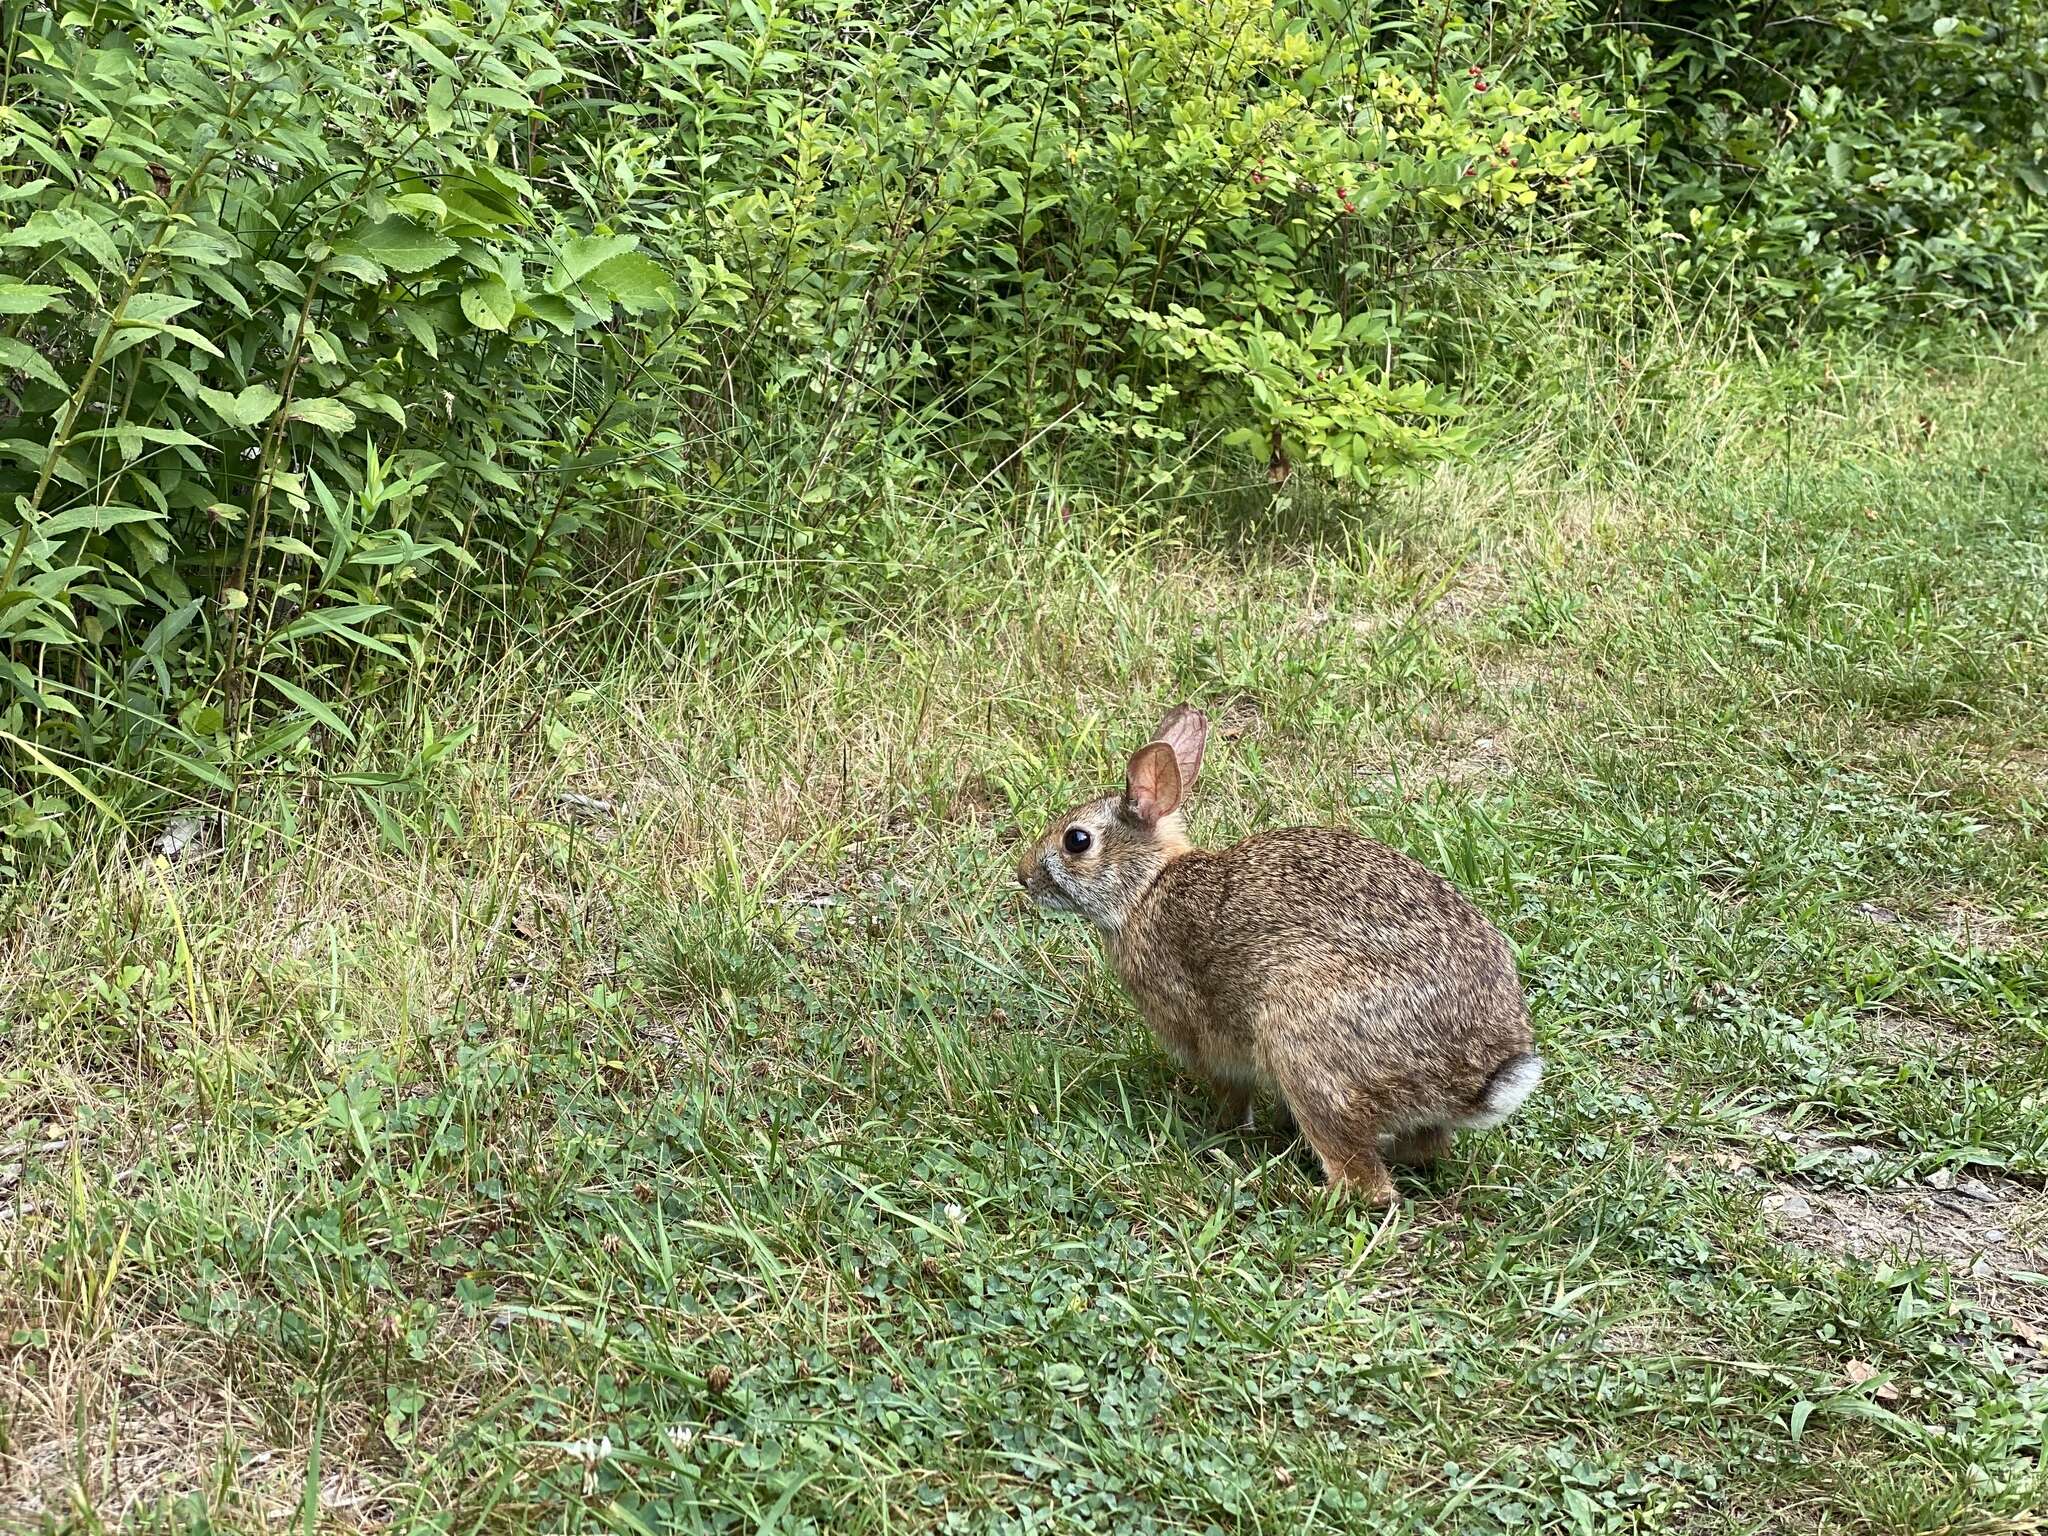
[1582,0,2048,327]
[2,0,2042,856]
[2,0,1637,853]
[0,1,737,854]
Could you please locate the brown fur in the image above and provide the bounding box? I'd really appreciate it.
[1017,706,1538,1206]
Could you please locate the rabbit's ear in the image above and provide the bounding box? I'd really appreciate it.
[1151,705,1208,791]
[1123,741,1183,825]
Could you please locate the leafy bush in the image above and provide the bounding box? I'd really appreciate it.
[0,1,729,853]
[1,0,1634,852]
[1,0,2042,855]
[1583,0,2048,327]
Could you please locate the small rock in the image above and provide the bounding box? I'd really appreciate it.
[1982,1228,2007,1245]
[1841,1145,1880,1166]
[1925,1167,1956,1191]
[153,814,209,861]
[1764,1193,1813,1221]
[1952,1176,1998,1203]
[1969,1255,1995,1279]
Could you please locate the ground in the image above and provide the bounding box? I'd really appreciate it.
[2,341,2045,1533]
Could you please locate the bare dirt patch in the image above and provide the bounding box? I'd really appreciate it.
[1850,898,2021,955]
[1857,1003,1997,1068]
[1761,1176,2048,1369]
[1354,707,1515,794]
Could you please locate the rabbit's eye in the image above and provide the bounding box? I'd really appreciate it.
[1062,827,1093,856]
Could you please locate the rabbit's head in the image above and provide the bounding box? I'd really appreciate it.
[1016,706,1207,931]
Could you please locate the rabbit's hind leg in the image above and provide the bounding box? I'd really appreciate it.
[1387,1124,1452,1166]
[1262,1055,1396,1206]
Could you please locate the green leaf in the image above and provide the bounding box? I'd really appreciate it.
[524,293,579,332]
[324,253,386,285]
[460,277,516,331]
[341,216,459,275]
[153,745,235,794]
[282,397,357,433]
[425,76,456,136]
[342,388,406,425]
[0,209,121,273]
[275,603,405,660]
[34,504,166,540]
[124,294,202,327]
[587,251,677,314]
[258,670,357,743]
[198,383,283,429]
[0,282,66,317]
[558,234,638,284]
[0,727,117,818]
[0,336,65,391]
[393,305,440,358]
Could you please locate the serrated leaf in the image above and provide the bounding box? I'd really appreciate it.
[460,277,515,331]
[256,259,306,295]
[283,397,357,433]
[587,251,676,314]
[342,216,458,275]
[324,253,385,285]
[0,282,66,317]
[198,383,283,429]
[524,293,579,332]
[0,335,64,391]
[558,233,638,283]
[426,76,456,136]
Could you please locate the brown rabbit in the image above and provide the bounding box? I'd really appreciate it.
[1016,705,1540,1205]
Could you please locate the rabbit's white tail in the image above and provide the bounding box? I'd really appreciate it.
[1456,1052,1543,1131]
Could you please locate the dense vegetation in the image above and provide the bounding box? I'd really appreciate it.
[1,0,2043,862]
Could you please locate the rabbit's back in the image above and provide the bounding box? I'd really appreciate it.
[1111,827,1530,1108]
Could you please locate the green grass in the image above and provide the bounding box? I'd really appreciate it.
[3,336,2046,1533]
